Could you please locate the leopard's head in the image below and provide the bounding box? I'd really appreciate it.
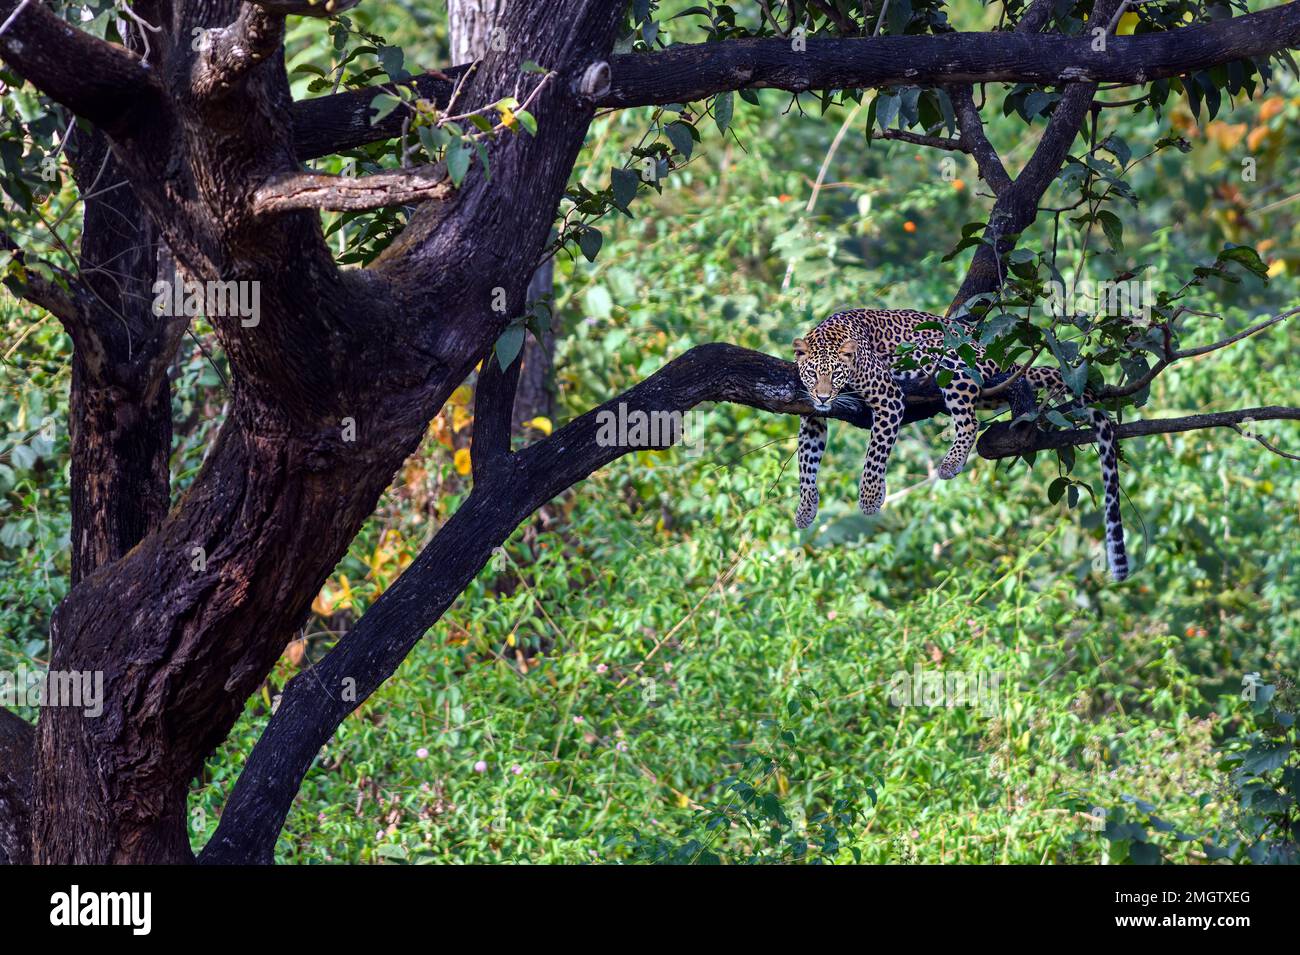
[793,333,856,413]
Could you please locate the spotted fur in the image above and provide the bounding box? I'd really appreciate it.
[793,308,1129,582]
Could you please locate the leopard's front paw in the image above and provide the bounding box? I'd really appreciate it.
[795,492,819,529]
[938,452,968,480]
[859,481,885,515]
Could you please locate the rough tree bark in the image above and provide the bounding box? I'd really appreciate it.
[450,0,557,432]
[0,0,1296,865]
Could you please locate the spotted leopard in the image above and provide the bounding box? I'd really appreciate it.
[792,307,1129,582]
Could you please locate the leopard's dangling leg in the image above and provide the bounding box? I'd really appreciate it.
[859,383,905,515]
[936,356,982,479]
[795,415,827,528]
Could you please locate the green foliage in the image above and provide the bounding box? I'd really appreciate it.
[3,0,1300,864]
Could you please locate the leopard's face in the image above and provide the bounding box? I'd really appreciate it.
[794,334,856,412]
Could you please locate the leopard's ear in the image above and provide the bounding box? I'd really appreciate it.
[838,338,857,360]
[792,337,808,359]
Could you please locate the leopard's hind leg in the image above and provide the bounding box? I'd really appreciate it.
[936,356,984,479]
[795,415,827,528]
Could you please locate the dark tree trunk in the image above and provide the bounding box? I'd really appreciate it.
[450,0,557,434]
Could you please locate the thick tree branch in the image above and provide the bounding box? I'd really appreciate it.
[248,0,362,14]
[598,3,1300,107]
[290,2,1300,161]
[202,330,1291,862]
[252,165,452,214]
[947,0,1126,317]
[193,4,286,98]
[0,707,33,865]
[197,342,1013,863]
[0,0,157,133]
[471,347,523,485]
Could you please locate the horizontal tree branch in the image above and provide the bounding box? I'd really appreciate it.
[977,405,1300,458]
[877,128,964,151]
[0,0,157,133]
[252,165,452,214]
[599,3,1300,107]
[249,0,363,14]
[290,2,1300,161]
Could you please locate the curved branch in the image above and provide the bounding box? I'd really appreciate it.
[0,0,156,133]
[193,4,285,98]
[201,335,1296,862]
[949,85,1012,196]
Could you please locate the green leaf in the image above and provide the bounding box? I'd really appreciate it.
[578,227,603,262]
[1096,210,1124,251]
[447,144,472,187]
[713,90,734,134]
[376,45,409,82]
[664,121,694,159]
[1062,360,1088,397]
[611,167,639,211]
[1241,742,1292,776]
[368,93,402,125]
[495,324,526,370]
[514,109,538,136]
[1217,244,1269,280]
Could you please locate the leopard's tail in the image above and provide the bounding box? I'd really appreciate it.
[1085,407,1129,582]
[1022,366,1129,581]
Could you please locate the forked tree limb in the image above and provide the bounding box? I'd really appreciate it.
[0,0,157,133]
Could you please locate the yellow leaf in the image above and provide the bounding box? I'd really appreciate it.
[450,385,473,407]
[335,574,354,611]
[452,404,473,433]
[311,584,336,616]
[454,447,472,475]
[522,415,553,436]
[675,791,690,808]
[499,105,517,128]
[1117,11,1138,34]
[1267,259,1286,278]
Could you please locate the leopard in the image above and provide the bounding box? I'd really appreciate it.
[792,307,1129,582]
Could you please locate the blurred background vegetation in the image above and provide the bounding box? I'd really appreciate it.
[2,0,1298,862]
